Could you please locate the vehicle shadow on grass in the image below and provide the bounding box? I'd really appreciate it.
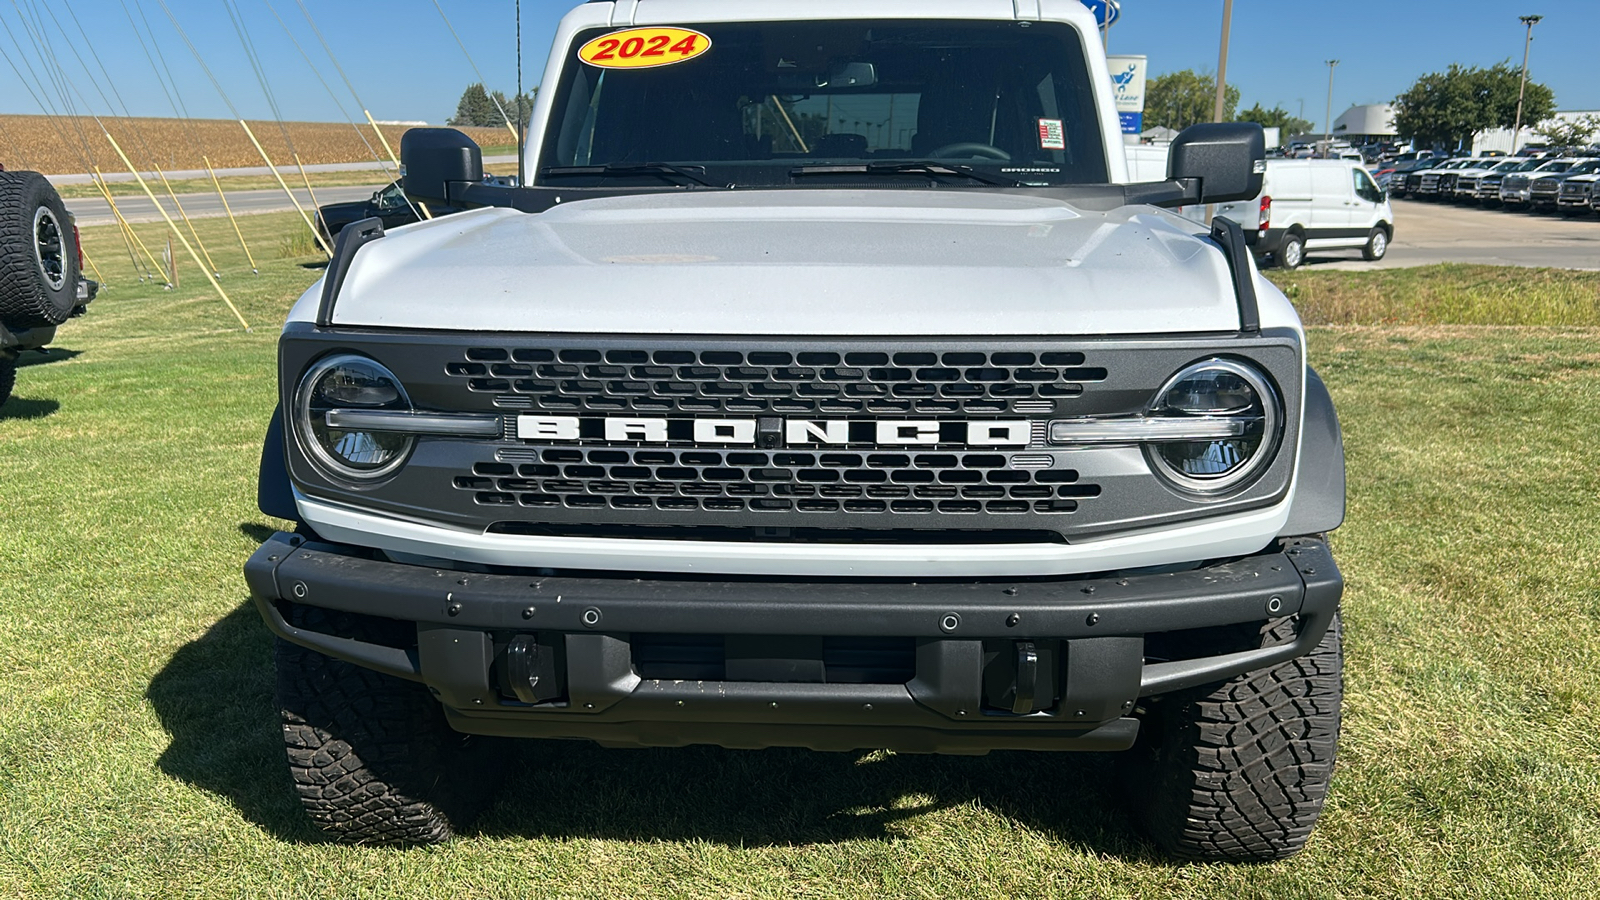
[0,397,59,420]
[17,347,81,367]
[148,597,1161,859]
[146,601,324,844]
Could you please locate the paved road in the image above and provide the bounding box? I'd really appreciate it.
[1311,198,1600,271]
[47,154,517,186]
[65,184,385,226]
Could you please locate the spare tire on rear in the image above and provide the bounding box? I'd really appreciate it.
[0,171,79,329]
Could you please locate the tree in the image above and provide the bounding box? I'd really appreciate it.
[1535,114,1600,149]
[449,83,498,127]
[1235,103,1314,138]
[1392,62,1554,149]
[490,89,537,129]
[1144,69,1239,131]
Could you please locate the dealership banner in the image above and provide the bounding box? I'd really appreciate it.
[1107,55,1146,135]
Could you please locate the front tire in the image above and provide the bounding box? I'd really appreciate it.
[1120,612,1343,861]
[274,606,506,845]
[1362,227,1388,261]
[1277,232,1305,270]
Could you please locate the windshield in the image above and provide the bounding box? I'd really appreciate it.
[539,20,1108,188]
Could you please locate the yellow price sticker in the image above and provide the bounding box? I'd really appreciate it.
[578,27,711,69]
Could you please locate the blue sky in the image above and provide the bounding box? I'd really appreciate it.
[0,1,1595,126]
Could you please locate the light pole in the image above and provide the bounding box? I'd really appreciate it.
[1212,0,1234,123]
[1511,14,1543,154]
[1323,60,1339,149]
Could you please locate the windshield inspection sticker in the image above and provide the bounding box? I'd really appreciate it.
[1037,119,1066,150]
[578,27,710,69]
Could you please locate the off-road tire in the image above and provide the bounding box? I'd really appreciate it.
[0,171,78,329]
[1277,232,1305,270]
[275,606,507,845]
[1120,611,1342,862]
[1361,228,1388,261]
[0,357,15,408]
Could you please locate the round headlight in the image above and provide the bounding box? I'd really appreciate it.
[1145,359,1280,494]
[295,354,413,482]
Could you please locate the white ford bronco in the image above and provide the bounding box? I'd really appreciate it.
[246,0,1346,860]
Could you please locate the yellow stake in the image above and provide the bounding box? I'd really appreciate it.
[93,168,168,283]
[102,128,250,330]
[365,109,432,219]
[292,152,324,213]
[154,167,221,277]
[91,172,148,280]
[205,156,258,274]
[80,243,105,286]
[238,119,333,257]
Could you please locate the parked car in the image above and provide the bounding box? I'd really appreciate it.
[1450,159,1521,204]
[1,170,96,407]
[1478,157,1546,206]
[1380,158,1432,197]
[315,181,432,246]
[1501,159,1581,209]
[1408,158,1471,199]
[1557,168,1599,216]
[1213,158,1393,269]
[1528,159,1598,213]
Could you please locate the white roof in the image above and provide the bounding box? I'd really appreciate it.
[1331,104,1396,137]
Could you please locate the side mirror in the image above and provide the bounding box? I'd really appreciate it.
[401,128,483,206]
[1167,122,1265,204]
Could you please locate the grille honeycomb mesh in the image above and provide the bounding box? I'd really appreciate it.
[445,347,1108,416]
[453,448,1100,516]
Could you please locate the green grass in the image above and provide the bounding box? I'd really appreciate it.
[3,234,1600,896]
[1268,264,1600,326]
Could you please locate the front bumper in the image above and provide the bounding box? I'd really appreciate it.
[246,531,1342,754]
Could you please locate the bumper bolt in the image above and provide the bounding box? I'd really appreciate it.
[447,602,462,617]
[582,607,602,627]
[1006,613,1021,628]
[1003,587,1018,596]
[522,606,536,620]
[1086,613,1099,627]
[939,613,961,633]
[291,582,307,599]
[863,703,873,711]
[1267,596,1284,614]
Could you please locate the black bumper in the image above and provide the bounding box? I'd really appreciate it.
[245,533,1342,754]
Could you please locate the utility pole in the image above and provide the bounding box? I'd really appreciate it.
[516,0,526,187]
[1323,60,1340,148]
[1212,0,1234,123]
[1512,14,1543,154]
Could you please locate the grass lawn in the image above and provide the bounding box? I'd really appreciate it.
[3,235,1599,897]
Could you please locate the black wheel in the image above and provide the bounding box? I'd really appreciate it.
[275,606,507,845]
[1361,227,1389,261]
[1277,232,1305,270]
[1119,611,1343,862]
[0,171,78,329]
[0,357,14,408]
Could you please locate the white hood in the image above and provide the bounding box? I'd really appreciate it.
[314,190,1245,336]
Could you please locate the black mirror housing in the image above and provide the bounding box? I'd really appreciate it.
[1167,122,1265,204]
[401,128,483,205]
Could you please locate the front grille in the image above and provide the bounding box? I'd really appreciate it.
[631,634,916,683]
[458,449,1098,517]
[447,347,1107,417]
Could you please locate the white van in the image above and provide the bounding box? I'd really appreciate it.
[1214,158,1394,269]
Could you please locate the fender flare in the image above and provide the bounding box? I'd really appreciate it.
[1282,367,1345,536]
[257,404,299,523]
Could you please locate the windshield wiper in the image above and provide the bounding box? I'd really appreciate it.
[790,161,1026,187]
[542,163,720,187]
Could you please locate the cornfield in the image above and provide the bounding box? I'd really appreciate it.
[0,114,510,175]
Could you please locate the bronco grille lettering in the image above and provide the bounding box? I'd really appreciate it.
[517,415,1031,448]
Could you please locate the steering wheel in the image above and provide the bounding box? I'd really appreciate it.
[927,142,1012,161]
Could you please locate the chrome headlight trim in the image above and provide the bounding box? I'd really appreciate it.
[1142,358,1282,496]
[293,353,415,485]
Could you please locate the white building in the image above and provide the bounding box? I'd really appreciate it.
[1329,104,1397,142]
[1474,110,1600,153]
